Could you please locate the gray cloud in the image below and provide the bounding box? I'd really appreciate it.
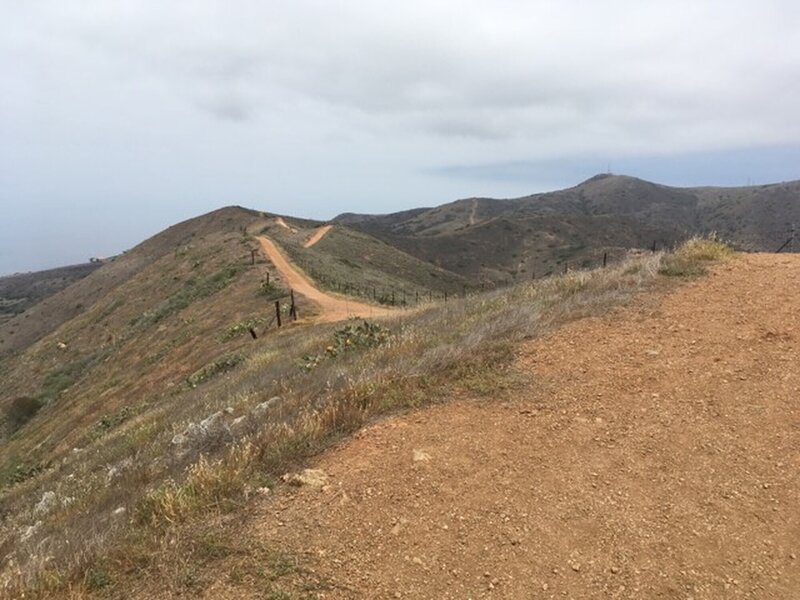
[3,1,800,273]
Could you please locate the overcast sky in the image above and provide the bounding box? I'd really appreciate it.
[2,0,800,274]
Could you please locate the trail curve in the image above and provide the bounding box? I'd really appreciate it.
[257,236,394,322]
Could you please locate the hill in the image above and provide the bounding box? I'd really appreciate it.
[0,233,733,597]
[336,174,800,281]
[0,206,468,488]
[0,263,102,328]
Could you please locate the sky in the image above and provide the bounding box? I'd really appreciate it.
[2,0,800,275]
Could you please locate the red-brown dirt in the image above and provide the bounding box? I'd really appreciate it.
[248,254,800,599]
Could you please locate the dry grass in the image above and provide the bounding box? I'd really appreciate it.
[659,235,732,276]
[0,241,729,598]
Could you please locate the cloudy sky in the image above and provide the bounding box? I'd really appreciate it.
[2,0,800,274]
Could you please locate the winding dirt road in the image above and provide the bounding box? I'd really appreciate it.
[257,236,393,322]
[250,254,800,598]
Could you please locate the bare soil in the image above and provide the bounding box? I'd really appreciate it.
[257,236,394,322]
[305,225,334,248]
[247,253,800,599]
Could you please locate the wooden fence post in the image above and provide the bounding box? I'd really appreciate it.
[251,249,256,265]
[290,290,297,321]
[275,300,282,327]
[603,252,608,267]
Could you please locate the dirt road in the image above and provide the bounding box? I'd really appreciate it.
[257,236,393,322]
[304,225,333,248]
[252,254,799,598]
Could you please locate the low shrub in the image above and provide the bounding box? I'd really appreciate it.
[300,320,391,371]
[186,354,245,388]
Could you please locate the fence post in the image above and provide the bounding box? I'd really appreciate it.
[266,271,270,285]
[391,290,395,305]
[652,240,657,253]
[251,249,256,265]
[290,290,297,321]
[444,291,448,303]
[275,300,282,327]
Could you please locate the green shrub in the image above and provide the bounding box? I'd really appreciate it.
[90,406,136,440]
[300,320,391,371]
[222,318,267,341]
[3,396,43,432]
[187,354,245,388]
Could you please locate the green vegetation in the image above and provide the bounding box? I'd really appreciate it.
[222,317,267,341]
[300,320,391,371]
[0,458,46,487]
[89,406,136,441]
[38,351,110,405]
[130,264,245,330]
[3,396,43,432]
[186,353,245,388]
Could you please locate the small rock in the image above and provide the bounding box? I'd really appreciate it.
[413,449,432,462]
[112,507,126,516]
[199,411,224,431]
[19,521,42,542]
[253,397,281,416]
[257,487,271,496]
[282,468,328,488]
[34,491,57,517]
[610,566,620,574]
[224,406,234,414]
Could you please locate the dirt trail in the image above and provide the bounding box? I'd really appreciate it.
[304,225,333,248]
[469,198,478,226]
[242,254,800,599]
[257,236,393,322]
[274,216,297,233]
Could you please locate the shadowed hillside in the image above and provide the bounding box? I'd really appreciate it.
[0,263,102,328]
[336,174,800,281]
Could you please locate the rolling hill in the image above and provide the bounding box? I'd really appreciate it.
[336,174,800,281]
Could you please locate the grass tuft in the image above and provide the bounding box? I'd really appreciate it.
[660,235,732,277]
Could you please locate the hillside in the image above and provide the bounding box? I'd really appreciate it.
[0,263,102,327]
[336,174,800,281]
[0,234,735,598]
